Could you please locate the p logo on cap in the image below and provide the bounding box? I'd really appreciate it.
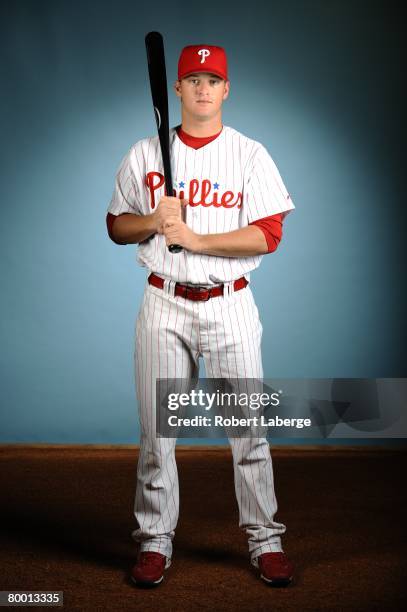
[198,48,210,63]
[178,45,228,80]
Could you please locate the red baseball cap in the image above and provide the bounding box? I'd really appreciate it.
[178,45,228,81]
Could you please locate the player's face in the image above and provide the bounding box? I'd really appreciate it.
[174,73,230,122]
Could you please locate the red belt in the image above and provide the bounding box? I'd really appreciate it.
[148,273,248,302]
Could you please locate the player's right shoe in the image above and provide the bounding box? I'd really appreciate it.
[130,551,171,587]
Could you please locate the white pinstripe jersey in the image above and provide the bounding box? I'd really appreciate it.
[108,125,295,285]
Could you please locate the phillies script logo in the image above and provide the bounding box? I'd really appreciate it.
[146,172,242,210]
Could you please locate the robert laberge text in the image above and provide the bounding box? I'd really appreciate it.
[168,415,312,429]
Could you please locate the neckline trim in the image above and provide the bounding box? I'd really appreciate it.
[173,125,227,150]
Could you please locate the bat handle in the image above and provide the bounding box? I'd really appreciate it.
[165,185,183,254]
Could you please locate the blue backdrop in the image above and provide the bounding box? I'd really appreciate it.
[0,0,404,443]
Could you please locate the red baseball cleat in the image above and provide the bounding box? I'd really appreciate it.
[130,551,171,587]
[252,552,294,586]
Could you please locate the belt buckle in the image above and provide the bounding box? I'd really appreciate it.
[187,285,211,301]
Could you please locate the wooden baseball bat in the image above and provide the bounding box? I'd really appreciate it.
[145,31,182,254]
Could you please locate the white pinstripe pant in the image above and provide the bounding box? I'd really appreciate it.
[131,277,286,562]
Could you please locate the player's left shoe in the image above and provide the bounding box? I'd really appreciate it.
[130,551,171,587]
[251,552,294,586]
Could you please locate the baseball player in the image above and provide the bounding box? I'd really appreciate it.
[106,44,295,587]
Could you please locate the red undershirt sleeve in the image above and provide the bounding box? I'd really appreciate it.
[249,213,283,253]
[106,212,130,245]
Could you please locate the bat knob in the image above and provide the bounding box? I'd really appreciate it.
[168,244,183,254]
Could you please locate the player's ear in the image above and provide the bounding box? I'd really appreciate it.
[222,80,230,101]
[174,80,182,97]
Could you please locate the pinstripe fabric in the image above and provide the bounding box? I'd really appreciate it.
[107,126,295,285]
[131,281,286,561]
